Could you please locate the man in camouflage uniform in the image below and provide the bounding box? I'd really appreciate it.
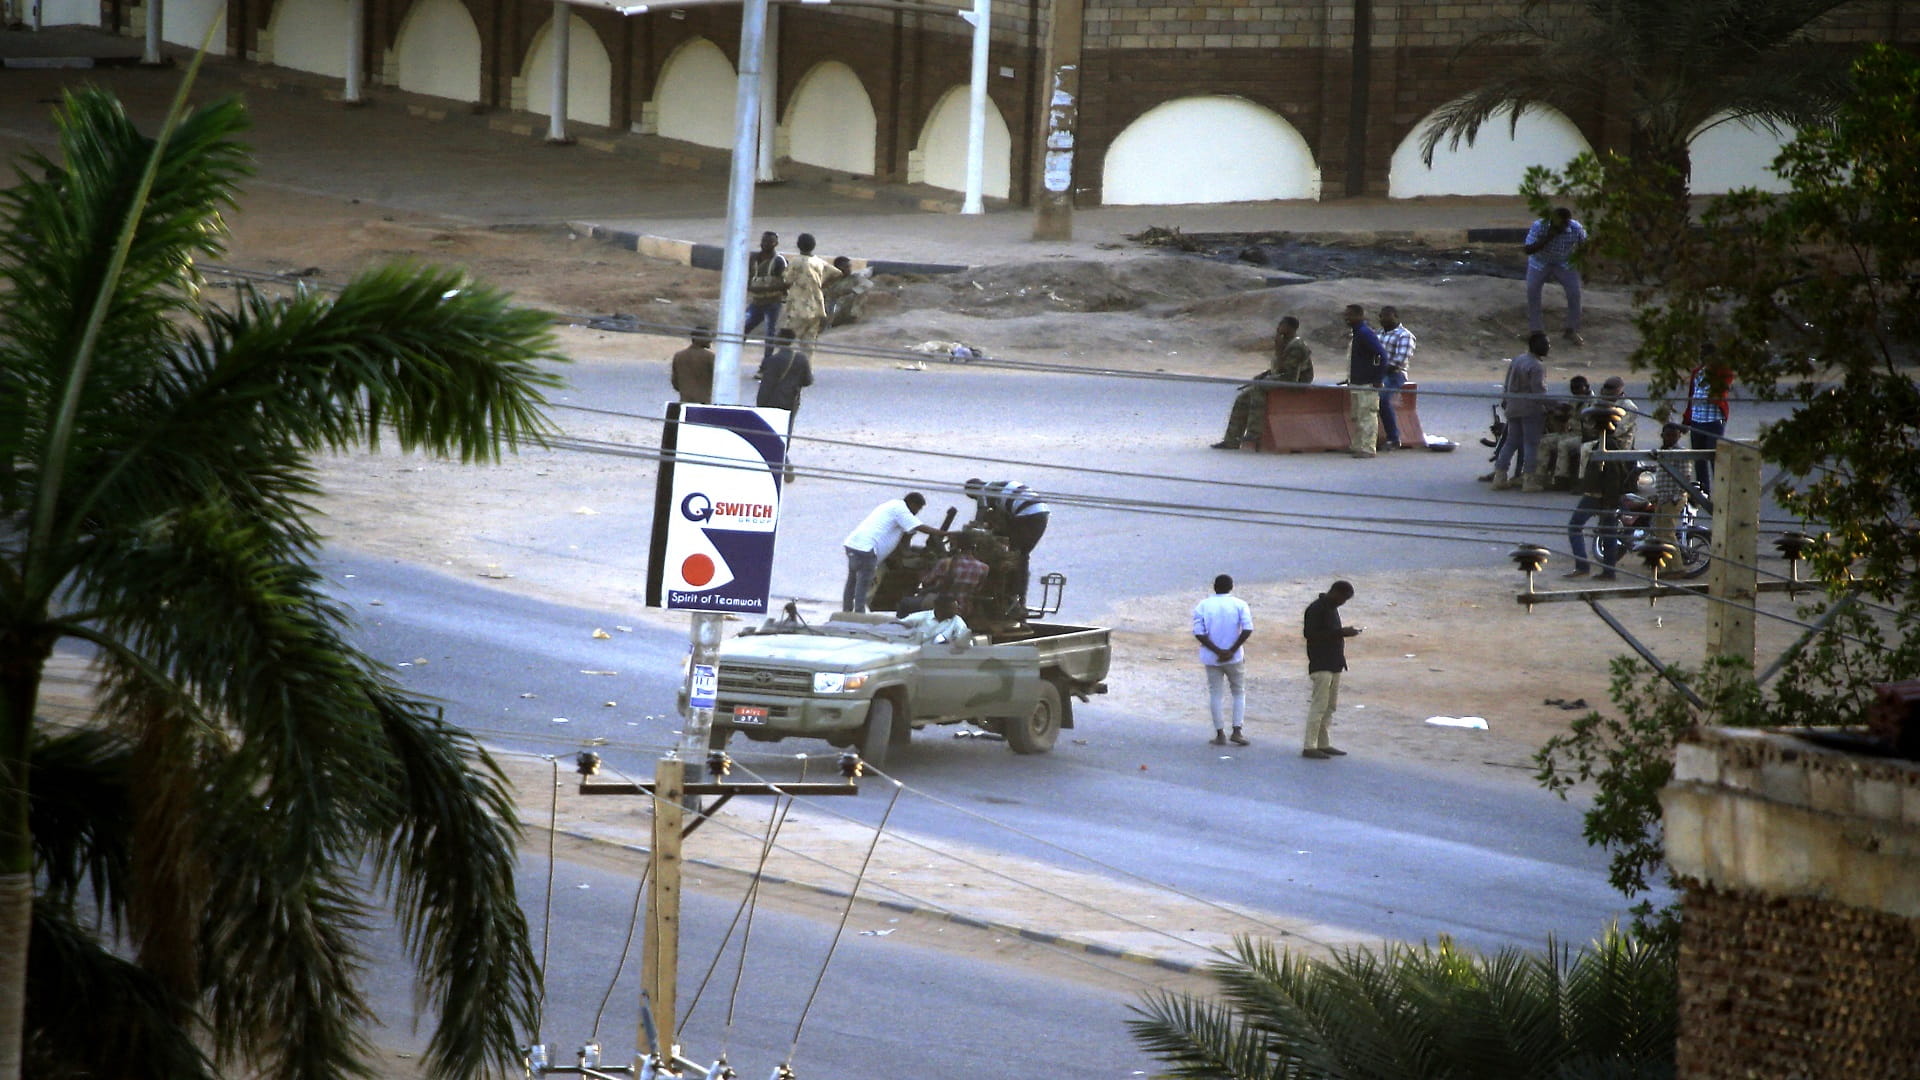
[1533,374,1592,490]
[1213,315,1314,449]
[1564,376,1638,580]
[780,232,842,357]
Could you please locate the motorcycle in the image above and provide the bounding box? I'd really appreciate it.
[1590,490,1712,579]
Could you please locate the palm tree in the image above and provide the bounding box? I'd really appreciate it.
[1129,930,1676,1080]
[0,74,563,1080]
[1419,0,1860,190]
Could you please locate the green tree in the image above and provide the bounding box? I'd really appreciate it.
[0,79,563,1079]
[1528,44,1920,932]
[1420,0,1858,190]
[1129,930,1676,1080]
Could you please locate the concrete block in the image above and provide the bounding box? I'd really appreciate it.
[1807,767,1854,816]
[1855,778,1901,823]
[1672,742,1720,785]
[1661,789,1709,878]
[1757,759,1809,806]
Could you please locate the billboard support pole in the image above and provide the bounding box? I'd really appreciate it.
[679,0,770,765]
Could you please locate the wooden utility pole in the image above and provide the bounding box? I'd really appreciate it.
[577,755,860,1072]
[642,757,685,1053]
[1705,441,1762,665]
[1031,0,1082,240]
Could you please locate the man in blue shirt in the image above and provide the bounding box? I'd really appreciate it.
[1343,304,1387,458]
[1524,207,1587,346]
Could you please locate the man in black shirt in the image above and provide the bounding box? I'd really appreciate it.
[1301,580,1362,759]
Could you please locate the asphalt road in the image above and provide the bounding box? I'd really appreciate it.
[330,549,1629,953]
[359,853,1164,1079]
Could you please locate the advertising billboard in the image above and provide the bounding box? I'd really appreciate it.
[644,404,789,614]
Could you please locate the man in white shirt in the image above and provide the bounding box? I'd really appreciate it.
[843,492,941,613]
[900,595,970,646]
[1191,574,1254,746]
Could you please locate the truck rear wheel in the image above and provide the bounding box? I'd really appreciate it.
[861,697,898,770]
[1006,682,1061,755]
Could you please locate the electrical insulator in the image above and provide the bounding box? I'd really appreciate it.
[706,750,731,779]
[767,1066,797,1080]
[576,751,602,777]
[579,1042,601,1069]
[839,751,863,778]
[524,1044,550,1074]
[1508,544,1551,574]
[706,1059,736,1079]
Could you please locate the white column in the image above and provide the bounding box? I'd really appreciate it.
[547,1,572,142]
[961,0,990,214]
[143,0,163,64]
[756,2,780,181]
[344,0,365,103]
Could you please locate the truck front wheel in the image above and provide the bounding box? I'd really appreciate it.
[861,696,900,770]
[1006,682,1062,755]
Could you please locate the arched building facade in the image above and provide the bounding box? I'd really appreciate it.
[114,0,1915,205]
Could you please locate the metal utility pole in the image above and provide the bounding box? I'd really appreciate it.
[344,0,365,104]
[681,0,769,769]
[960,0,991,214]
[143,0,164,64]
[1705,441,1762,665]
[1031,0,1081,239]
[756,2,780,182]
[546,1,574,143]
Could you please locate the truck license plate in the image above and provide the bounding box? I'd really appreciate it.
[731,705,767,725]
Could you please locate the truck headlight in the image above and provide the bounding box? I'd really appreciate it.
[813,671,870,693]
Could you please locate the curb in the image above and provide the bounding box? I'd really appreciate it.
[537,821,1213,975]
[567,221,971,277]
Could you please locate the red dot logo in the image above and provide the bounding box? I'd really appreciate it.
[682,553,715,587]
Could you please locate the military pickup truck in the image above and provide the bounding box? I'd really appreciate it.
[706,610,1110,769]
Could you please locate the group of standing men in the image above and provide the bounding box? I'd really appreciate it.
[1212,304,1416,457]
[671,230,878,481]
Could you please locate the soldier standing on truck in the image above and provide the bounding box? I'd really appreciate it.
[844,492,942,613]
[964,478,1051,615]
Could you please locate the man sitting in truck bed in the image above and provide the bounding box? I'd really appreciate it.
[898,595,970,647]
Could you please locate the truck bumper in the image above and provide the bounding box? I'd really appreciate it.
[711,693,873,739]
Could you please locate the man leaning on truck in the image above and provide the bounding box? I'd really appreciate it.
[843,492,942,613]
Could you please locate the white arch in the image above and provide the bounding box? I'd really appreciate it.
[162,0,228,54]
[654,38,737,149]
[785,61,877,176]
[267,0,348,77]
[1688,114,1794,194]
[37,0,101,26]
[394,0,482,104]
[1102,96,1317,205]
[916,86,1010,200]
[524,13,613,128]
[1390,104,1591,198]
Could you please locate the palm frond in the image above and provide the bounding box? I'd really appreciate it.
[369,694,541,1080]
[27,727,133,918]
[25,905,216,1080]
[1127,990,1290,1080]
[1133,932,1677,1080]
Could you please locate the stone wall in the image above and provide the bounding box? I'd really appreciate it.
[1662,727,1920,1079]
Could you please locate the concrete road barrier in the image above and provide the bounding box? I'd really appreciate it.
[1258,382,1425,453]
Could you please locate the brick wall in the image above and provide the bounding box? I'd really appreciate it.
[1662,727,1920,1079]
[1677,883,1920,1079]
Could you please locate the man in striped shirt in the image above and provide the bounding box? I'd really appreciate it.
[965,478,1051,615]
[1378,306,1416,450]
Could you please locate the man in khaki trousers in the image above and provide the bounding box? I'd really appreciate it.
[1302,580,1362,759]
